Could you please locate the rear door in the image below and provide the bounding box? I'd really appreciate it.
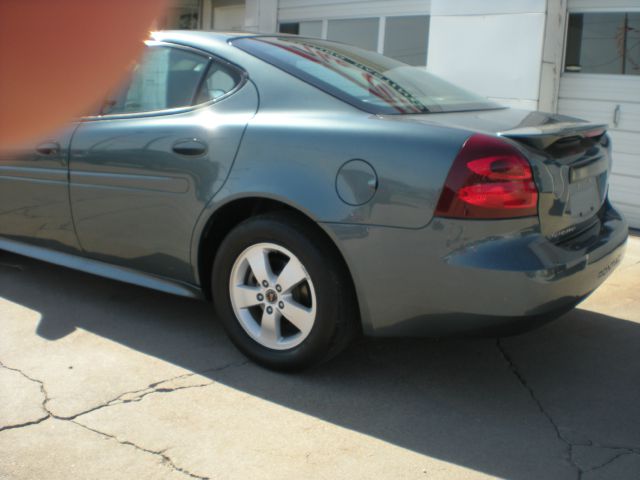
[558,5,640,228]
[69,42,258,283]
[0,127,80,252]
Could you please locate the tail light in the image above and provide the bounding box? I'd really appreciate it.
[435,134,538,219]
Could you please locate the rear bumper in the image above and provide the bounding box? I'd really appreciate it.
[323,201,628,336]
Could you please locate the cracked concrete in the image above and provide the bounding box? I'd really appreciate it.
[0,418,189,480]
[582,452,640,480]
[72,421,211,480]
[0,359,243,480]
[497,338,640,480]
[572,446,638,473]
[496,340,581,477]
[71,360,530,480]
[1,236,639,479]
[0,362,48,432]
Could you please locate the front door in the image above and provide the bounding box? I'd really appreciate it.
[0,127,80,252]
[69,42,258,283]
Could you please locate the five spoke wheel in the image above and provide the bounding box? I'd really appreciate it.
[229,242,316,350]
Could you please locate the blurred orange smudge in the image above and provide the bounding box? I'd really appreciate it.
[0,0,169,148]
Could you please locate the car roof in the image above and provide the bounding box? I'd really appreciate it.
[151,30,262,50]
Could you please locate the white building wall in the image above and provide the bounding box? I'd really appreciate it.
[427,0,548,110]
[278,0,430,21]
[244,0,279,32]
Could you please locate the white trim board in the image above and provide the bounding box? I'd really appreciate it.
[568,0,640,13]
[278,0,430,22]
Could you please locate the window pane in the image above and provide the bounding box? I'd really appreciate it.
[384,16,429,66]
[279,23,299,34]
[327,18,379,51]
[299,21,323,38]
[195,61,242,103]
[565,14,584,71]
[104,47,208,114]
[162,0,200,30]
[565,12,640,75]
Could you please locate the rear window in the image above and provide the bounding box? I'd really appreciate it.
[231,36,500,115]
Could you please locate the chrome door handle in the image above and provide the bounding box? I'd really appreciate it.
[613,104,621,128]
[35,141,60,156]
[172,139,207,157]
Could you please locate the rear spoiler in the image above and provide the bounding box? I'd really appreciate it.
[497,122,608,149]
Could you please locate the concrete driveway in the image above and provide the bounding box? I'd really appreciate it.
[1,237,639,480]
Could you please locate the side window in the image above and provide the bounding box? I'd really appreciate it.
[194,61,242,104]
[103,46,209,115]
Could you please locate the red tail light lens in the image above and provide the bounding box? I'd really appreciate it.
[435,134,538,219]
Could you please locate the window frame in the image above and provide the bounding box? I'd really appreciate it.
[84,40,248,121]
[562,7,640,77]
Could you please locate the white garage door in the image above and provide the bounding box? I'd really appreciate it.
[558,7,640,229]
[213,5,246,31]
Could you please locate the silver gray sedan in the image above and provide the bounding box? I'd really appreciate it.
[0,31,628,370]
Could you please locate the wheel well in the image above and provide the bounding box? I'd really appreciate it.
[197,198,360,323]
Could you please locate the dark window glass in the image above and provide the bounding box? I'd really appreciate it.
[565,12,640,75]
[232,37,499,115]
[103,46,209,115]
[195,61,242,103]
[279,23,300,35]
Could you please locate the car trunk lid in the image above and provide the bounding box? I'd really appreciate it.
[499,120,610,241]
[382,109,612,241]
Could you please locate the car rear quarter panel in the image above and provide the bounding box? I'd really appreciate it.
[220,111,471,228]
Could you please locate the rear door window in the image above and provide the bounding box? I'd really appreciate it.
[102,46,209,115]
[195,61,243,103]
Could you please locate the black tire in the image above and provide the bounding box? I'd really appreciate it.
[212,211,357,371]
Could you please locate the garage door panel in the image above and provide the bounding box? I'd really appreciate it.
[609,132,640,157]
[559,74,640,103]
[611,152,640,179]
[557,98,640,133]
[609,174,640,228]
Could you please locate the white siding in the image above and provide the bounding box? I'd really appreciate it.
[559,74,640,104]
[430,0,546,15]
[427,0,546,109]
[278,0,430,22]
[213,5,246,30]
[567,0,640,13]
[245,0,278,32]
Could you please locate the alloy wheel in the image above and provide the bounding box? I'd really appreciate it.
[229,242,317,350]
